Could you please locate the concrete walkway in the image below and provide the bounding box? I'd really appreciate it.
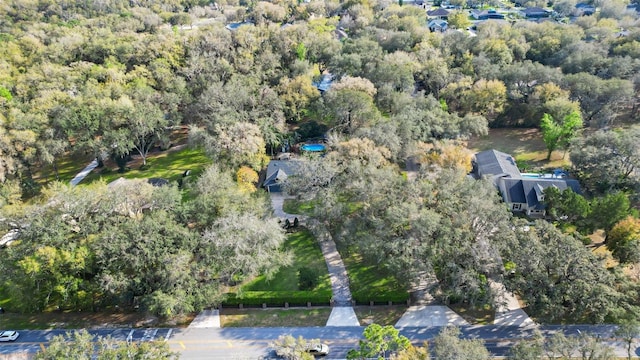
[308,220,360,326]
[188,309,221,328]
[70,159,99,186]
[326,307,359,327]
[490,279,536,327]
[395,305,469,327]
[270,193,358,326]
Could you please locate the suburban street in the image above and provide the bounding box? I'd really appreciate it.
[1,325,633,359]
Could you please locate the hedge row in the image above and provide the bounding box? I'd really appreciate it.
[351,290,410,305]
[221,290,410,307]
[222,291,332,307]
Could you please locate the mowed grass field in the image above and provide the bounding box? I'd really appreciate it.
[467,128,571,171]
[242,229,331,292]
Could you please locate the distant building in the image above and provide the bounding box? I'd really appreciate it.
[427,8,450,19]
[471,9,505,20]
[627,3,640,15]
[313,73,334,93]
[521,7,551,19]
[575,3,596,16]
[428,19,448,32]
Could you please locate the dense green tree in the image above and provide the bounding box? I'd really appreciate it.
[347,324,411,360]
[503,220,635,323]
[587,192,632,239]
[391,342,429,360]
[508,331,545,360]
[35,330,178,360]
[542,187,590,224]
[271,335,315,360]
[545,332,615,360]
[570,127,640,193]
[322,76,381,133]
[615,321,640,360]
[448,11,471,30]
[431,326,490,360]
[539,111,583,160]
[608,216,640,264]
[564,73,634,128]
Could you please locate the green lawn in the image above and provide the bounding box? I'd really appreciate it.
[82,147,211,185]
[220,308,331,327]
[341,249,409,304]
[34,152,95,185]
[0,310,193,329]
[282,199,316,215]
[243,229,331,292]
[449,303,495,325]
[467,128,571,171]
[354,306,408,326]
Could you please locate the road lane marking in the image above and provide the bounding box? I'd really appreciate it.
[227,340,232,347]
[40,343,45,351]
[126,330,134,343]
[179,341,186,349]
[165,329,173,341]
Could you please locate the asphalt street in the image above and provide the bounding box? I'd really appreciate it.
[0,325,629,359]
[0,328,172,357]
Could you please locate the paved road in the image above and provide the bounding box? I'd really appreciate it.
[169,325,625,359]
[0,325,628,359]
[0,328,172,357]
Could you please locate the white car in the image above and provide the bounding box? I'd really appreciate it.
[0,331,19,342]
[306,343,329,356]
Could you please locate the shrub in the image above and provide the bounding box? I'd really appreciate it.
[222,291,332,307]
[351,290,409,305]
[298,267,320,290]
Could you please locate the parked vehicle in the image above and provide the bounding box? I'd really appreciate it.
[306,343,329,356]
[0,331,19,342]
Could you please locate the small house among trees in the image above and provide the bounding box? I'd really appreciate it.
[575,3,596,16]
[428,20,449,33]
[263,160,302,192]
[427,8,450,20]
[471,149,581,217]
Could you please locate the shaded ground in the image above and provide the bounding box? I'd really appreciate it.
[354,306,408,326]
[243,229,331,292]
[0,311,193,330]
[220,308,332,327]
[449,303,495,325]
[467,128,571,170]
[34,128,192,187]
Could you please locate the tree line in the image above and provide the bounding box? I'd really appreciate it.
[0,0,639,322]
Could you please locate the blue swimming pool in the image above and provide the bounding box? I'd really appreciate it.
[301,143,326,152]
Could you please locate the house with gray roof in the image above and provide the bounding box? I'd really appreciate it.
[472,149,581,217]
[471,9,505,20]
[428,19,448,32]
[521,7,551,19]
[575,3,596,16]
[427,8,450,19]
[263,160,302,193]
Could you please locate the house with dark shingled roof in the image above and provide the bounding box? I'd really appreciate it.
[471,149,581,217]
[263,160,303,193]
